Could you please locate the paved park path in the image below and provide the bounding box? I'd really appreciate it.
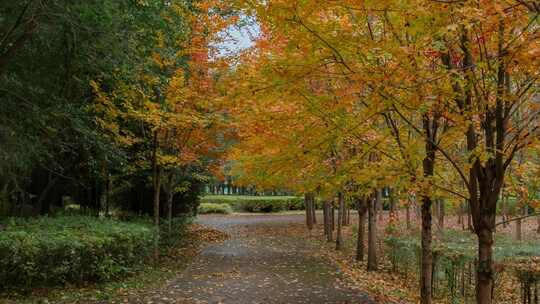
[137,213,375,304]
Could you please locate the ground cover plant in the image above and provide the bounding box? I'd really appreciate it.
[0,216,156,288]
[198,202,233,214]
[200,195,304,213]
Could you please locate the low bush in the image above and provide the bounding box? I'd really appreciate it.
[0,216,157,288]
[198,203,233,214]
[200,195,308,213]
[234,198,287,212]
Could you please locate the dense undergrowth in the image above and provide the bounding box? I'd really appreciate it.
[383,227,540,303]
[0,216,191,290]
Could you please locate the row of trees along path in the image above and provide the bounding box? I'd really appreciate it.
[222,2,540,304]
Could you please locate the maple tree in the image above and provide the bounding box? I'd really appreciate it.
[223,1,540,304]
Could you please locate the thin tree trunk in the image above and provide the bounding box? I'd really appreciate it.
[312,196,317,225]
[152,130,161,263]
[167,189,173,233]
[305,193,313,230]
[341,197,347,226]
[458,202,463,228]
[516,206,524,241]
[323,201,329,237]
[336,192,344,250]
[356,198,367,261]
[467,201,473,231]
[367,191,379,271]
[536,213,540,234]
[406,202,411,230]
[331,203,335,231]
[324,201,333,242]
[420,195,433,304]
[420,114,437,304]
[105,175,111,217]
[378,193,384,221]
[438,199,445,231]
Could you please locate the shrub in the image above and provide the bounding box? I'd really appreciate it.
[200,195,309,213]
[0,216,157,288]
[198,203,233,214]
[201,195,304,212]
[234,198,288,213]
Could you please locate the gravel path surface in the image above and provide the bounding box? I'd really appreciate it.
[136,213,375,304]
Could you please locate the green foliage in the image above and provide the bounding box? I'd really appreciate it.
[158,216,193,248]
[0,216,157,288]
[200,195,305,213]
[198,203,233,214]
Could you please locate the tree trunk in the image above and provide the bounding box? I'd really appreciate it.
[305,193,313,230]
[323,201,328,237]
[406,202,411,230]
[167,189,173,233]
[420,113,437,304]
[536,213,540,234]
[336,192,344,250]
[312,196,317,225]
[331,203,335,231]
[324,201,333,242]
[105,175,111,217]
[341,198,347,226]
[516,216,522,241]
[367,191,379,271]
[438,199,445,231]
[378,193,384,221]
[476,228,494,304]
[458,202,463,228]
[152,130,161,263]
[356,198,367,261]
[420,195,433,304]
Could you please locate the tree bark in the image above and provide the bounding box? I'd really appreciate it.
[356,198,367,261]
[367,191,379,271]
[305,193,313,230]
[420,113,437,304]
[105,175,111,217]
[152,130,161,263]
[324,201,333,242]
[458,201,463,228]
[341,197,348,226]
[323,201,329,237]
[467,201,473,231]
[167,189,173,233]
[312,195,317,225]
[476,228,495,304]
[420,195,433,304]
[336,192,344,250]
[536,213,540,234]
[331,203,335,231]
